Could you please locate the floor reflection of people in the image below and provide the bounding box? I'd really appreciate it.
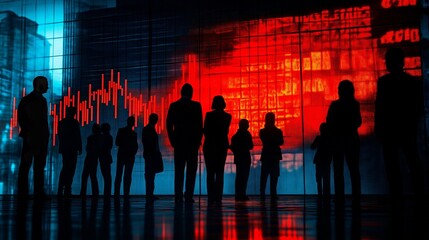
[206,204,223,239]
[351,204,361,240]
[235,203,249,239]
[174,204,195,239]
[15,200,28,239]
[144,201,155,239]
[334,205,345,240]
[123,198,132,240]
[32,199,45,239]
[316,203,331,240]
[57,198,72,240]
[260,201,280,238]
[386,201,404,240]
[81,198,98,239]
[334,203,361,240]
[99,198,111,239]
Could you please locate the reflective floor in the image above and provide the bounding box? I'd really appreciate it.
[0,195,428,239]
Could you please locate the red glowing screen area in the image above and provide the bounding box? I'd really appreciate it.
[9,4,422,155]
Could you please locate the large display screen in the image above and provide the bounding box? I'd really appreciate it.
[0,0,427,195]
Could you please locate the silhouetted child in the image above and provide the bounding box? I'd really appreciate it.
[311,122,332,201]
[80,123,102,197]
[100,123,113,198]
[230,119,253,201]
[259,112,284,202]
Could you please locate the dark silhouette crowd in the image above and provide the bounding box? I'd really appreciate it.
[16,47,427,204]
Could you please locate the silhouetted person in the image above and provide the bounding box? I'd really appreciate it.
[203,96,232,204]
[310,122,333,202]
[166,83,203,203]
[100,123,113,197]
[230,119,254,201]
[259,112,284,202]
[80,123,101,197]
[114,116,138,197]
[17,76,50,198]
[58,106,82,197]
[375,47,425,199]
[326,80,362,204]
[142,113,163,201]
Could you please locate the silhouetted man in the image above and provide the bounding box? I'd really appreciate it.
[375,47,425,198]
[166,83,203,203]
[114,116,138,197]
[142,113,163,201]
[259,112,284,202]
[58,106,82,197]
[17,76,50,198]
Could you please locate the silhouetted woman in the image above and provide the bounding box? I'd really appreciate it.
[326,80,362,204]
[203,96,232,204]
[100,123,113,197]
[259,112,284,202]
[81,123,102,197]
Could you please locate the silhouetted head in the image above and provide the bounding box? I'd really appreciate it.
[33,76,48,94]
[319,122,329,134]
[181,83,193,99]
[239,119,249,130]
[264,112,275,127]
[149,113,158,125]
[127,116,135,127]
[66,106,77,118]
[92,123,101,135]
[338,80,355,100]
[211,95,226,111]
[101,123,111,133]
[385,47,405,73]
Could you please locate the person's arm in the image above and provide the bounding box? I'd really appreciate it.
[374,78,383,140]
[142,127,155,156]
[166,104,175,148]
[17,98,28,137]
[355,102,362,130]
[115,129,122,147]
[196,103,203,144]
[248,132,254,150]
[132,132,139,156]
[76,121,82,154]
[203,112,209,137]
[310,136,319,150]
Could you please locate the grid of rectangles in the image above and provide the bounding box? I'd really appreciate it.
[0,0,426,195]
